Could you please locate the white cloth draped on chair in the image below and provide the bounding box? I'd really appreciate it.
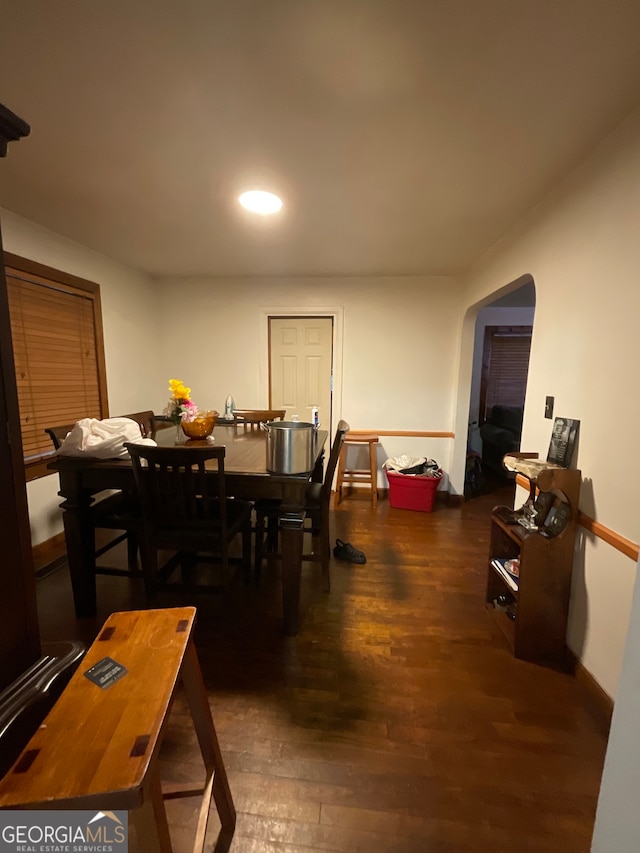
[57,417,156,459]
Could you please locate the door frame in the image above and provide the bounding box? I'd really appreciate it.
[258,306,344,438]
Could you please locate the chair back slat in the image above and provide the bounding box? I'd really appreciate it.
[233,409,286,430]
[322,420,350,498]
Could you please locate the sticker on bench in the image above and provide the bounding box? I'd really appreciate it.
[84,656,128,689]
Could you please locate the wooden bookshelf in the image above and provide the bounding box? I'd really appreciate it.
[486,455,581,668]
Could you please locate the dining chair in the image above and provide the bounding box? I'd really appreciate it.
[44,414,155,576]
[117,409,157,438]
[125,443,253,598]
[253,419,350,591]
[44,410,157,449]
[233,408,286,430]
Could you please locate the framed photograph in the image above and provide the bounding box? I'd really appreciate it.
[547,417,580,467]
[533,490,554,525]
[544,501,572,536]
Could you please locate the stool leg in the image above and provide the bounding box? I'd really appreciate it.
[181,639,236,835]
[369,441,378,508]
[133,769,172,853]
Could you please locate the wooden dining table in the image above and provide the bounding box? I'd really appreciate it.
[48,424,328,636]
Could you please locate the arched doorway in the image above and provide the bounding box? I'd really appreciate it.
[467,278,536,495]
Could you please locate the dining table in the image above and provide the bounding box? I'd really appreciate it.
[48,423,328,636]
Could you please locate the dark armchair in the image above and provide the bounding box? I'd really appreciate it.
[479,405,524,475]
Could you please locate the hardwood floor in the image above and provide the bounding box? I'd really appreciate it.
[35,484,608,852]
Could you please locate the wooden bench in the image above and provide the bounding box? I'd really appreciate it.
[0,607,235,852]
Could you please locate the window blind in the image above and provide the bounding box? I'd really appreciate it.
[5,258,107,475]
[484,332,531,412]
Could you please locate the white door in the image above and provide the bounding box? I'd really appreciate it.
[269,317,333,432]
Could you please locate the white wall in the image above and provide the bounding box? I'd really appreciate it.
[1,209,163,545]
[457,105,640,700]
[155,275,463,490]
[591,554,640,853]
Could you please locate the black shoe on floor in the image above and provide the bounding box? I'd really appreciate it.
[333,539,366,564]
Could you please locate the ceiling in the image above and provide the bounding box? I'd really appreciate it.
[1,1,640,279]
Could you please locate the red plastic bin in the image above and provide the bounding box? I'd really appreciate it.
[386,470,442,512]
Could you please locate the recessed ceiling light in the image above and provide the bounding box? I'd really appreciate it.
[238,190,283,215]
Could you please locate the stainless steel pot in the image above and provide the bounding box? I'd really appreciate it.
[264,421,318,474]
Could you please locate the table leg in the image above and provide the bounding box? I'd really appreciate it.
[279,511,305,636]
[60,492,97,618]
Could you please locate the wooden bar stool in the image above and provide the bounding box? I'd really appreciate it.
[0,606,235,853]
[335,431,379,507]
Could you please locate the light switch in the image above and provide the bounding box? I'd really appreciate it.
[545,396,554,419]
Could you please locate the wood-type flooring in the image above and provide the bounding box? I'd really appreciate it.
[35,483,608,853]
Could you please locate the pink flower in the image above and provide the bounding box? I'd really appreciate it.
[180,399,199,423]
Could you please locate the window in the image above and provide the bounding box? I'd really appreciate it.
[4,253,108,480]
[479,326,532,423]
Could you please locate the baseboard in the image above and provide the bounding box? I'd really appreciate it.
[32,532,67,577]
[336,485,457,506]
[571,654,613,738]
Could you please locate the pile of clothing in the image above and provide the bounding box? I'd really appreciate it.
[57,418,156,458]
[383,455,441,477]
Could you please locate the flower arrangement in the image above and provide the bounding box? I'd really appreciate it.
[163,378,199,425]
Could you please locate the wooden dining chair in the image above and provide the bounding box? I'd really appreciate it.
[44,415,154,576]
[44,410,157,450]
[125,443,253,597]
[233,408,286,430]
[254,420,350,591]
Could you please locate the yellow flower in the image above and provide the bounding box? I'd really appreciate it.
[169,378,191,400]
